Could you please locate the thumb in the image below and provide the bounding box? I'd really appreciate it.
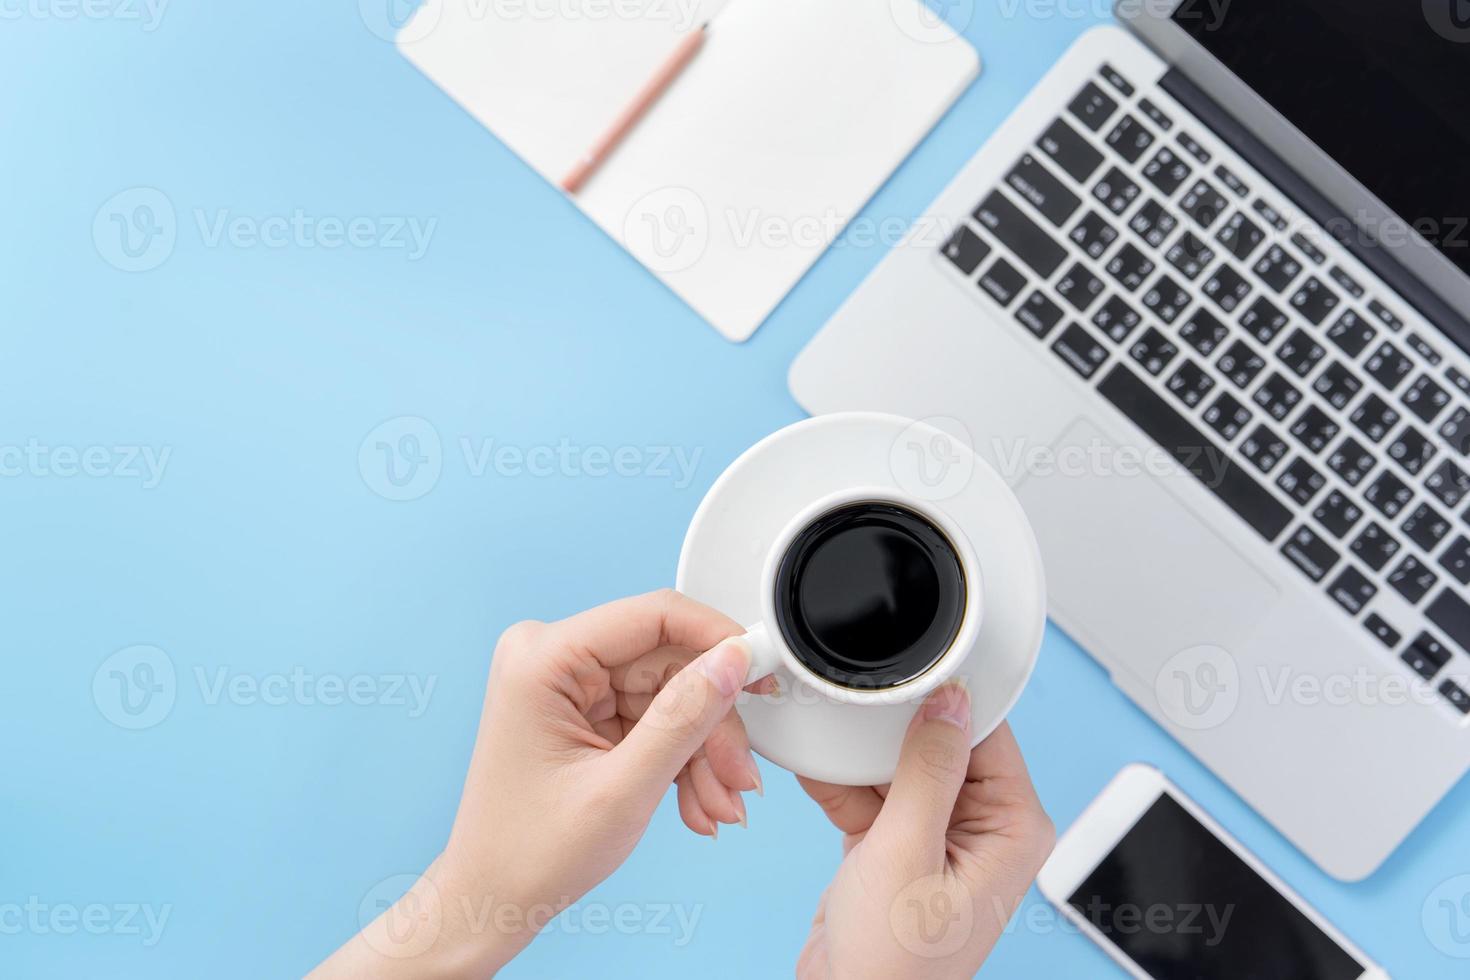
[605,637,751,802]
[869,684,973,869]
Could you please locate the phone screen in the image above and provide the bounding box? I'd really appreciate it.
[1066,794,1363,980]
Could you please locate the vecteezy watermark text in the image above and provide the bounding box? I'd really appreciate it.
[0,898,171,947]
[0,440,170,488]
[359,417,703,501]
[0,0,168,30]
[93,188,437,273]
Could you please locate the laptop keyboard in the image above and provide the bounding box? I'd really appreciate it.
[941,62,1470,718]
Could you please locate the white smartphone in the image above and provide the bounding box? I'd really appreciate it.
[1037,765,1387,980]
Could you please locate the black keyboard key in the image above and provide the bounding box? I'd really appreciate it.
[1252,198,1289,232]
[1219,339,1266,390]
[1052,323,1110,379]
[975,191,1069,278]
[1277,329,1326,377]
[1426,458,1470,509]
[1387,426,1435,476]
[1203,264,1251,314]
[1428,593,1470,667]
[1166,359,1215,408]
[1129,327,1179,376]
[1069,211,1119,260]
[1367,298,1404,332]
[1388,556,1438,605]
[1180,180,1228,229]
[1069,82,1118,132]
[1364,342,1413,392]
[1442,681,1470,715]
[943,225,992,275]
[1291,232,1328,266]
[1216,211,1266,261]
[1240,425,1288,474]
[1403,503,1452,551]
[1402,631,1451,680]
[1440,407,1470,455]
[1290,405,1339,454]
[1105,115,1156,164]
[1312,362,1363,411]
[1439,536,1470,584]
[1254,245,1302,293]
[1328,266,1365,300]
[1327,436,1375,487]
[1016,291,1065,339]
[1128,199,1178,250]
[1093,295,1146,345]
[1349,393,1400,443]
[1406,333,1442,367]
[1282,525,1340,583]
[1314,489,1364,538]
[1351,522,1401,572]
[1097,366,1292,541]
[1177,131,1211,165]
[1039,118,1105,183]
[1142,147,1192,196]
[1092,166,1142,216]
[1056,262,1106,313]
[1365,613,1402,649]
[1254,371,1303,422]
[1100,63,1135,97]
[978,257,1028,307]
[1106,243,1156,293]
[1402,374,1451,424]
[1165,231,1215,280]
[1325,310,1377,359]
[1141,274,1190,325]
[1215,164,1249,197]
[1140,98,1173,131]
[1364,470,1413,519]
[1290,277,1341,326]
[1327,566,1377,615]
[1179,307,1230,357]
[1448,367,1470,396]
[1203,391,1251,440]
[1278,456,1327,505]
[1092,295,1143,344]
[1007,153,1082,228]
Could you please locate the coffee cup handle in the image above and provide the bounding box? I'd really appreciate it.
[739,623,783,689]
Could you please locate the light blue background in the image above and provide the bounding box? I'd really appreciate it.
[3,1,1467,977]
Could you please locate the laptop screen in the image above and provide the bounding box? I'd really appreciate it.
[1174,1,1470,279]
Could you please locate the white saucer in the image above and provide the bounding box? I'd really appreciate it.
[677,413,1047,786]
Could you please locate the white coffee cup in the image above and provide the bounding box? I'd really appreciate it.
[738,485,985,706]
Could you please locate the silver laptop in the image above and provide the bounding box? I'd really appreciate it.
[790,2,1470,880]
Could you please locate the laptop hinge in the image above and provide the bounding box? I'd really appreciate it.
[1159,68,1470,357]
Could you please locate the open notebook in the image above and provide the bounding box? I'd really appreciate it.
[399,0,978,341]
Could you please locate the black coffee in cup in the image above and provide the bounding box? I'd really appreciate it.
[773,502,967,691]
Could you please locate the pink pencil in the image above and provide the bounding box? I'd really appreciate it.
[560,23,710,195]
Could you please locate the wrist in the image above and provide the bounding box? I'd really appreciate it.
[423,850,556,977]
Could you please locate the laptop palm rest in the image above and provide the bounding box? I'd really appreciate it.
[1016,418,1280,686]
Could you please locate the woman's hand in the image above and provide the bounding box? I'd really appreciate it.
[796,687,1054,980]
[312,590,770,978]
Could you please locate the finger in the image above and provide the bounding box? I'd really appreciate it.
[966,721,1030,783]
[703,709,761,795]
[548,590,744,670]
[869,684,973,868]
[676,770,717,838]
[605,638,750,801]
[690,751,745,827]
[796,776,884,836]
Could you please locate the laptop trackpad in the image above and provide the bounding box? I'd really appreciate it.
[1016,419,1281,685]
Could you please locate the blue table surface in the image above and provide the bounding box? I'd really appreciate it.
[4,2,1467,977]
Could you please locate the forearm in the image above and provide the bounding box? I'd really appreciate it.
[309,855,534,980]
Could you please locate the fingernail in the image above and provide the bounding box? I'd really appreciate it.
[709,820,719,841]
[693,639,749,699]
[730,789,748,829]
[922,684,971,732]
[747,757,765,797]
